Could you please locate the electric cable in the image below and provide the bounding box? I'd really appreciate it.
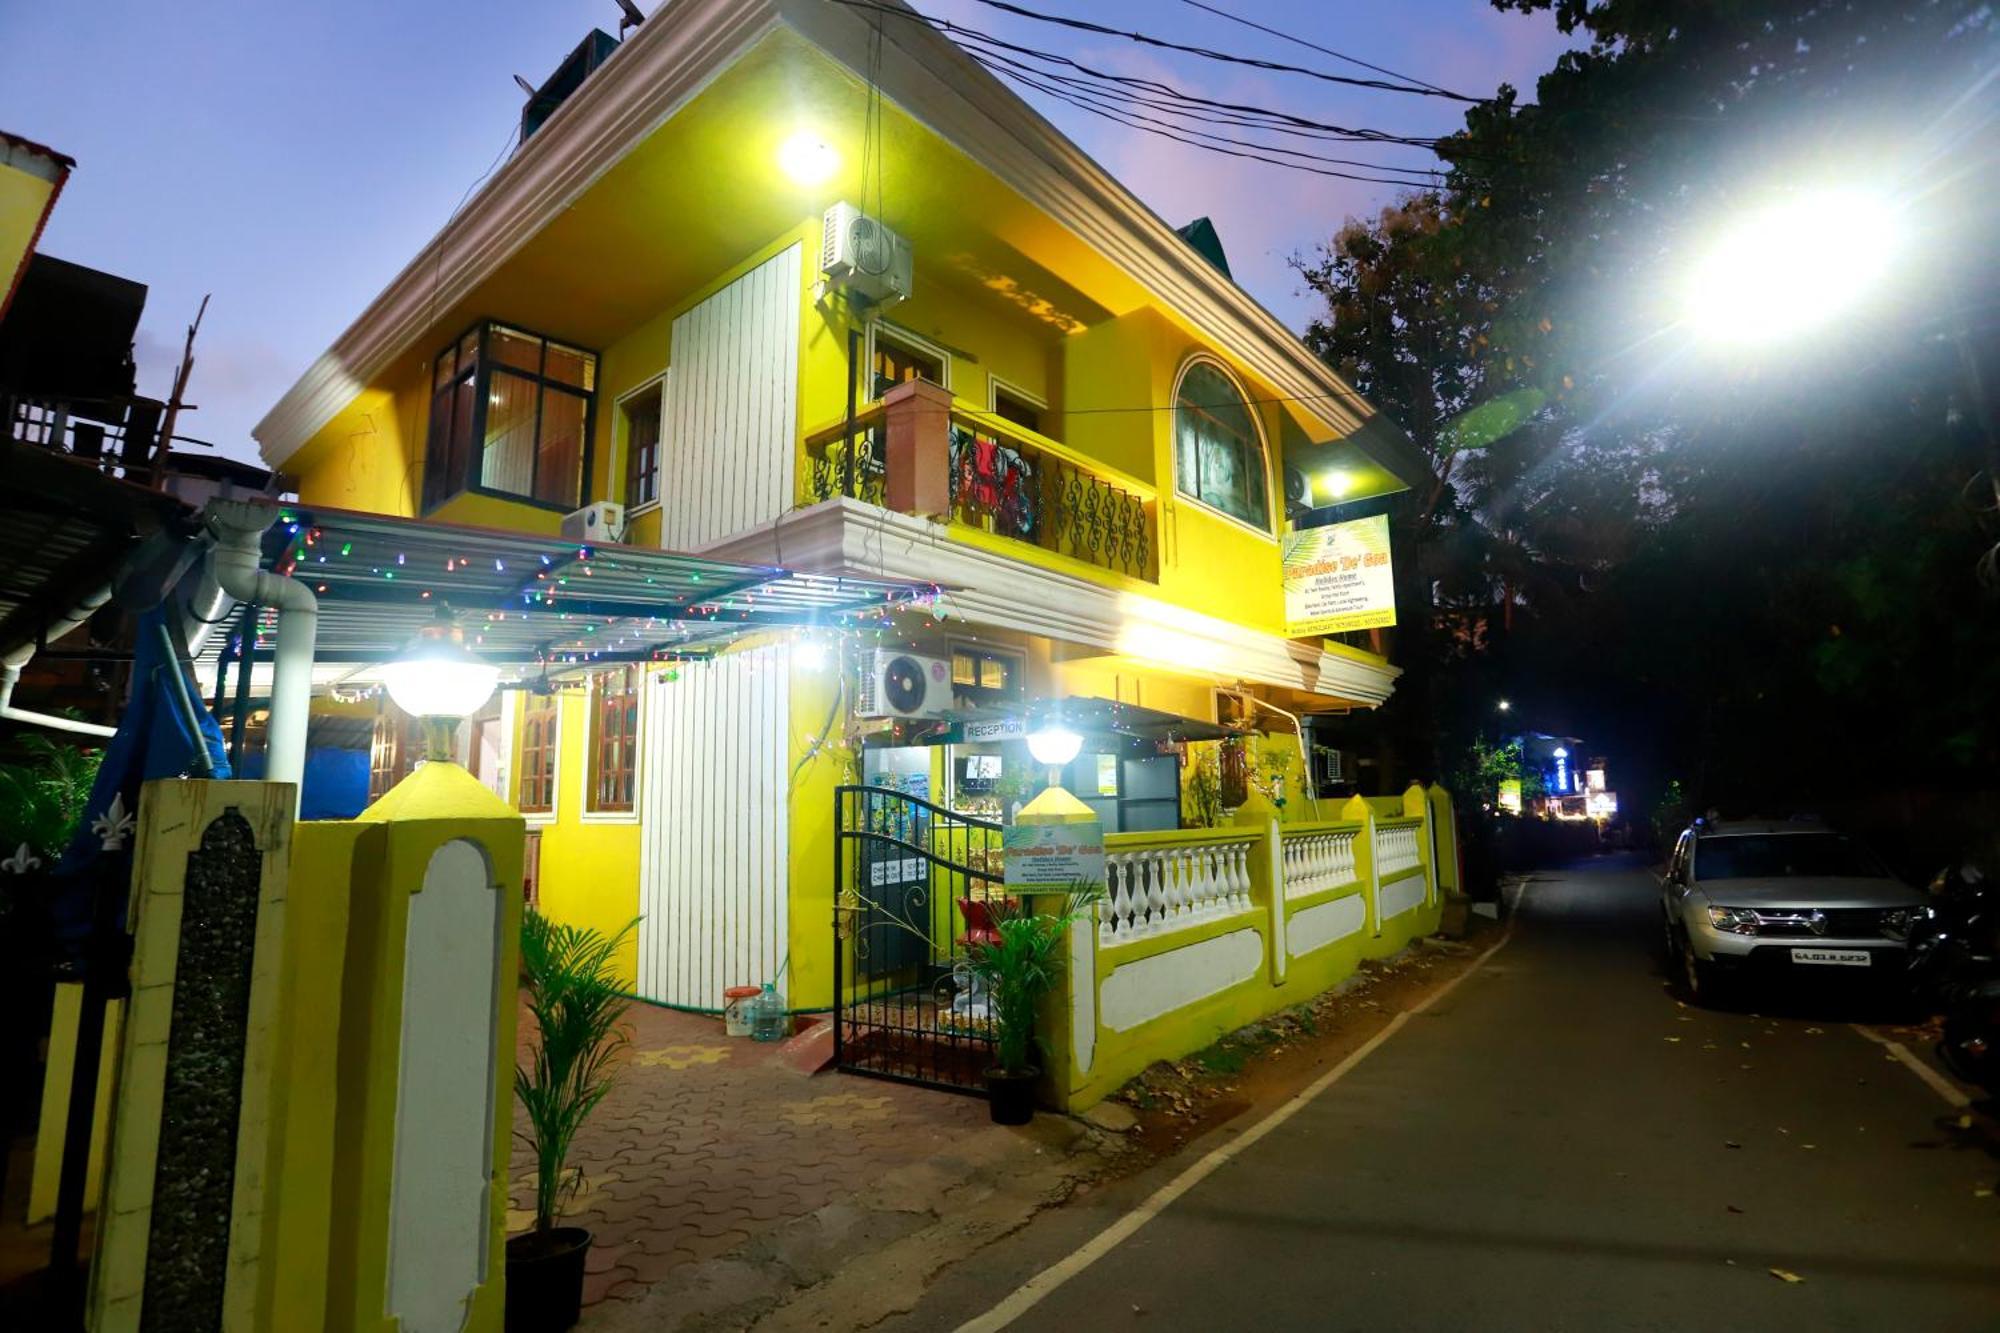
[1176,0,1468,99]
[963,0,1481,102]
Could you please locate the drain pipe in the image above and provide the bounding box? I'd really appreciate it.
[1246,694,1321,822]
[0,587,118,738]
[205,500,317,791]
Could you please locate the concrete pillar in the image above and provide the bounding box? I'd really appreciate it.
[1341,793,1380,936]
[881,377,955,517]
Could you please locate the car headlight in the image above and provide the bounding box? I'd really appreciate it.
[1706,905,1760,935]
[1879,906,1931,940]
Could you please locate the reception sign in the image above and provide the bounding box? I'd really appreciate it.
[1282,513,1397,636]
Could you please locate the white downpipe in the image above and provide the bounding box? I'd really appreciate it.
[206,500,317,792]
[1246,694,1321,822]
[0,587,118,738]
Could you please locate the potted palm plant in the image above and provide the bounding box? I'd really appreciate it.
[962,879,1102,1125]
[508,911,636,1332]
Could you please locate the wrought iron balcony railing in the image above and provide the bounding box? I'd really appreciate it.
[804,388,1158,583]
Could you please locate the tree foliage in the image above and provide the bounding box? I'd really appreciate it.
[1297,0,2000,813]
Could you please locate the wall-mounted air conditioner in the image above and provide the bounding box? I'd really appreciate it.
[857,649,950,719]
[560,500,626,545]
[821,202,913,309]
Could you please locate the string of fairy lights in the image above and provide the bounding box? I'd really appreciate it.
[222,511,956,686]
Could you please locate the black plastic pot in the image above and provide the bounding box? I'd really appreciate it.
[985,1067,1040,1125]
[505,1226,591,1332]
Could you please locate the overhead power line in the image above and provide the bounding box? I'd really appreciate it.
[1176,0,1467,100]
[964,0,1481,103]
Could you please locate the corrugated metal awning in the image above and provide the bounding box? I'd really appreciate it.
[199,500,935,677]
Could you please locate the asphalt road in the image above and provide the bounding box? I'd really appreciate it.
[888,855,2000,1332]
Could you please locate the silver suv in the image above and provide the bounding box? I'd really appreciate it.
[1661,820,1928,1003]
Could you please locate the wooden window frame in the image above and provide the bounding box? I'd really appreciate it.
[865,320,951,402]
[986,375,1047,434]
[617,372,665,515]
[1171,355,1275,539]
[518,692,560,819]
[368,709,418,802]
[420,318,600,516]
[585,665,641,819]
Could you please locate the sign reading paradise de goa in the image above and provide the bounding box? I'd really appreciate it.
[1282,512,1397,636]
[1002,820,1106,890]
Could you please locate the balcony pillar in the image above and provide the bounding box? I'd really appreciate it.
[881,377,954,518]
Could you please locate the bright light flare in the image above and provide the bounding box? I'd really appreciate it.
[777,132,838,187]
[1681,188,1902,346]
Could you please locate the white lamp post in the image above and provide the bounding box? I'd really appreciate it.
[381,617,501,762]
[1026,718,1083,789]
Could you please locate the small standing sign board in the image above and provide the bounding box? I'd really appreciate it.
[1002,819,1105,890]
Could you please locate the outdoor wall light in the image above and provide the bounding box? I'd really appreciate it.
[381,615,500,759]
[1316,469,1355,504]
[778,132,839,187]
[795,635,828,671]
[1026,721,1083,787]
[1681,186,1901,345]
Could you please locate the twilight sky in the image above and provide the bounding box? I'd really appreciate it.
[0,1,1577,464]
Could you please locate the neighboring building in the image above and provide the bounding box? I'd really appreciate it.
[252,0,1430,1011]
[0,130,72,321]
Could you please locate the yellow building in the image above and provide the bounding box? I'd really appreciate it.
[0,129,72,320]
[253,0,1428,1027]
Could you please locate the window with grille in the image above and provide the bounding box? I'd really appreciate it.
[588,665,640,813]
[1173,360,1271,532]
[519,694,558,814]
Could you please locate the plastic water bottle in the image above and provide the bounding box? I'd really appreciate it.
[750,982,788,1042]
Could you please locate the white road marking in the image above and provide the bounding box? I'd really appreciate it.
[956,909,1524,1333]
[1849,1023,1974,1110]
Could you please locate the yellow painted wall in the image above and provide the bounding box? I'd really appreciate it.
[510,687,642,989]
[27,985,122,1224]
[0,153,60,305]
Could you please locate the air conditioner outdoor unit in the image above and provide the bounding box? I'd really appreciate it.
[821,201,913,309]
[560,500,626,545]
[857,648,950,719]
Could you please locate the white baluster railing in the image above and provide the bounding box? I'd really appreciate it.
[1099,833,1258,945]
[1280,827,1361,901]
[1375,821,1422,879]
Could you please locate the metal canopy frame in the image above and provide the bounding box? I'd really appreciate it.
[199,499,934,674]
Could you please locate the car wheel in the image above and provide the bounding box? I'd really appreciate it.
[1679,933,1728,1007]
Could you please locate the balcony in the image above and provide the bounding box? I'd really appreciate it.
[804,380,1158,583]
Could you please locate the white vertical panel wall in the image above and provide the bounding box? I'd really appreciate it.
[636,645,790,1010]
[657,243,802,550]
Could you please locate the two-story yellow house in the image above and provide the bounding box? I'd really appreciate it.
[253,0,1426,1030]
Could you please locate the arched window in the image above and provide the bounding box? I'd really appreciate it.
[1173,361,1270,532]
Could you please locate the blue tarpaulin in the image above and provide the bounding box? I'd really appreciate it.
[50,609,232,966]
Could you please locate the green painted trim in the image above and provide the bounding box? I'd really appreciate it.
[1099,907,1264,968]
[1281,880,1366,915]
[1380,865,1424,885]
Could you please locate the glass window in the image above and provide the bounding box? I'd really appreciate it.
[993,387,1041,434]
[423,320,597,513]
[872,328,944,398]
[948,646,1023,700]
[1174,361,1270,532]
[588,666,640,813]
[624,387,661,509]
[519,694,558,815]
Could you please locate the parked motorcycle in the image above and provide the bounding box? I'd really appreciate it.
[1906,860,2000,1095]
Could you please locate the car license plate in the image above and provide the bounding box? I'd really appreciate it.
[1790,948,1871,967]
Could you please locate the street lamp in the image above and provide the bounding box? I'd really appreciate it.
[381,614,500,761]
[1681,187,1902,345]
[1496,699,1512,713]
[1026,717,1083,789]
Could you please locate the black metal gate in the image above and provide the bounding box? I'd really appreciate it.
[833,785,1004,1093]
